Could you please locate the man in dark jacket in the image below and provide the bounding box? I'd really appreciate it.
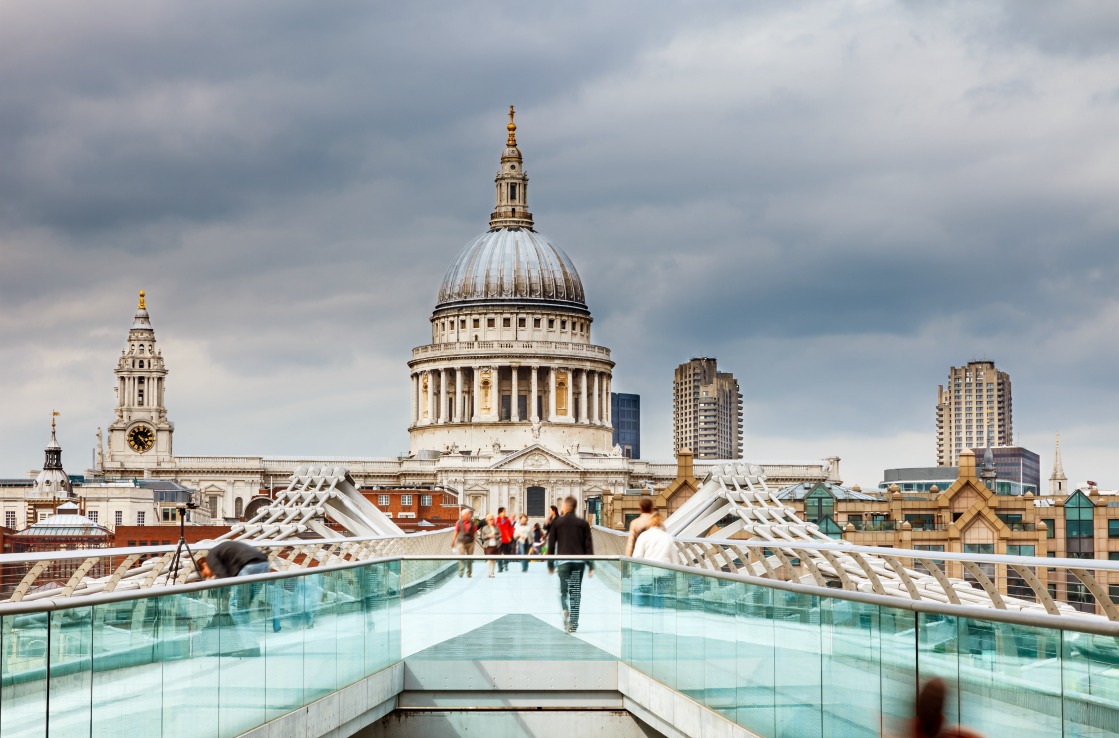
[198,540,278,631]
[546,496,594,633]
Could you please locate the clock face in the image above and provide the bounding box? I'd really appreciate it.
[128,425,155,453]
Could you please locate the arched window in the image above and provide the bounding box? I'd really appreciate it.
[234,498,244,519]
[138,360,144,369]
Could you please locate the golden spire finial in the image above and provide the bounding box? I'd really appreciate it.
[506,105,517,147]
[138,290,146,310]
[51,410,60,431]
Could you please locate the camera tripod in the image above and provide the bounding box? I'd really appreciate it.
[167,503,199,585]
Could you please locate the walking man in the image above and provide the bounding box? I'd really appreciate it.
[452,509,476,578]
[496,507,515,573]
[625,497,656,556]
[547,496,594,633]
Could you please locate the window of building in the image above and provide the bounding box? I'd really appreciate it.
[548,319,555,329]
[561,320,567,330]
[162,507,176,522]
[804,486,834,524]
[534,318,541,328]
[509,183,518,200]
[137,511,146,526]
[1006,545,1034,557]
[4,511,15,529]
[234,498,243,518]
[401,495,413,507]
[502,317,511,328]
[115,511,123,527]
[1110,585,1119,605]
[459,319,466,329]
[1109,519,1119,538]
[378,494,390,507]
[527,486,546,517]
[86,510,98,524]
[1109,552,1119,561]
[473,318,480,328]
[1065,491,1094,539]
[420,494,432,507]
[518,318,526,328]
[1042,518,1055,539]
[487,318,495,328]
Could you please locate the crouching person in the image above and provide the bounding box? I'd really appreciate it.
[198,540,281,634]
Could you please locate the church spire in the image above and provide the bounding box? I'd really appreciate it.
[1049,433,1067,495]
[489,105,534,230]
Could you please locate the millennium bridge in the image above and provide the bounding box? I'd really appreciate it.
[1,464,1117,737]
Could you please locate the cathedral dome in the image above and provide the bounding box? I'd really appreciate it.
[436,228,586,312]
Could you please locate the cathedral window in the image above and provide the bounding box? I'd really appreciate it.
[509,183,518,200]
[561,320,567,330]
[548,319,555,329]
[534,318,541,328]
[473,319,480,328]
[518,317,526,328]
[235,498,244,518]
[503,317,511,328]
[460,319,466,329]
[487,318,495,328]
[138,360,144,369]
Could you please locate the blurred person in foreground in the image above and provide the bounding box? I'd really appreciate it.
[547,496,594,633]
[625,497,656,556]
[908,678,984,738]
[198,540,280,633]
[632,511,682,608]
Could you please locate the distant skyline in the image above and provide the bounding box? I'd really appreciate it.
[1,2,1117,488]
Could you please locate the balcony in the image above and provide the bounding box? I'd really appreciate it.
[411,340,612,362]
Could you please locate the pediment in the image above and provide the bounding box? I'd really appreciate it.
[489,444,584,472]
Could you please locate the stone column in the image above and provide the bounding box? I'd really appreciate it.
[592,372,601,424]
[580,369,589,424]
[439,369,448,424]
[530,365,540,422]
[604,375,611,425]
[455,367,464,422]
[410,374,418,425]
[472,366,481,422]
[548,367,557,422]
[426,371,435,424]
[511,365,520,422]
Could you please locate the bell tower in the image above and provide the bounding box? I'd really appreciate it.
[105,290,174,469]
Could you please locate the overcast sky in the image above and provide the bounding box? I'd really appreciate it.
[1,1,1117,488]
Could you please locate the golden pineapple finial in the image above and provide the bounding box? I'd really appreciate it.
[138,290,146,310]
[506,105,517,147]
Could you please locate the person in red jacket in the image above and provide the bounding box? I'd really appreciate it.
[495,507,515,573]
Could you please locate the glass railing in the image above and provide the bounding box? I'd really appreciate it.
[3,552,1119,737]
[622,560,1119,738]
[0,560,400,737]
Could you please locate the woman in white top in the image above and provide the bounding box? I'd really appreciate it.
[513,514,532,572]
[632,512,682,565]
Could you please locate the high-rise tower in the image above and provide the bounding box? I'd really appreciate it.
[105,291,175,469]
[935,360,1012,467]
[673,357,743,460]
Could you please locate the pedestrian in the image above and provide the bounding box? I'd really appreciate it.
[546,496,594,633]
[531,523,544,556]
[514,514,532,572]
[909,678,985,738]
[631,512,681,564]
[197,540,280,633]
[479,513,502,578]
[542,504,560,546]
[632,511,681,608]
[452,509,477,578]
[496,507,515,572]
[625,497,656,556]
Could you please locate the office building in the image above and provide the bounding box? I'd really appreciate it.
[935,360,1013,466]
[610,392,640,459]
[673,357,743,459]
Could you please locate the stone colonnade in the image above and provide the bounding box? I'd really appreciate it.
[410,365,612,426]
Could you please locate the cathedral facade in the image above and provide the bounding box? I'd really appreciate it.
[94,110,839,524]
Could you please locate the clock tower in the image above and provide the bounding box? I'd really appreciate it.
[105,291,175,469]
